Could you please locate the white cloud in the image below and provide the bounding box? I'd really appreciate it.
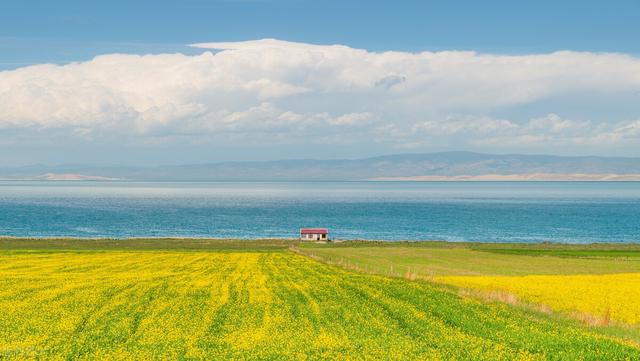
[409,113,640,149]
[0,39,639,154]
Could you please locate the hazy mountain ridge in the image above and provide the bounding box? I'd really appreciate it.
[2,152,640,181]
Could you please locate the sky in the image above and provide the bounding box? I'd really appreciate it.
[1,0,639,165]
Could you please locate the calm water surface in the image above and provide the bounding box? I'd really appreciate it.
[0,181,639,243]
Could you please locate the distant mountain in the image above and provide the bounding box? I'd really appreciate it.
[2,152,640,181]
[35,173,121,181]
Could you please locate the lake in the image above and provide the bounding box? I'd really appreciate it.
[0,181,639,243]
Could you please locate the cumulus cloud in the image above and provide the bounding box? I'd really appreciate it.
[1,39,639,153]
[408,113,640,150]
[374,75,406,89]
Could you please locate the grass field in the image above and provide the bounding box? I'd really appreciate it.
[2,239,640,359]
[299,242,640,338]
[298,242,640,276]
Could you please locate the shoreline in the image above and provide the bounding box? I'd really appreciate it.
[3,178,640,183]
[2,237,640,249]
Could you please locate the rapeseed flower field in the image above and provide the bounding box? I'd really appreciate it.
[437,273,640,325]
[1,250,638,360]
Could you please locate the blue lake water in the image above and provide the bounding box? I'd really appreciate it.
[0,181,639,243]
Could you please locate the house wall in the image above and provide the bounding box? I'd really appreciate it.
[300,233,328,240]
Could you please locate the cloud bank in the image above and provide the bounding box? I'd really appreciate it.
[1,39,639,155]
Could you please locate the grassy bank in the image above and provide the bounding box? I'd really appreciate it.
[0,237,296,251]
[1,247,638,359]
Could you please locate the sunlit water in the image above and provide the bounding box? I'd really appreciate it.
[0,181,639,243]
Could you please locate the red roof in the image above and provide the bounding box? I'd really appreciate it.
[300,228,329,234]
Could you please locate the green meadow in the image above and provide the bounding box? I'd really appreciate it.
[297,241,640,276]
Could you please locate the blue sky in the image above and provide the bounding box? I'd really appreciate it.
[2,0,639,69]
[0,1,639,165]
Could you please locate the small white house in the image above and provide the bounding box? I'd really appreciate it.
[300,228,329,241]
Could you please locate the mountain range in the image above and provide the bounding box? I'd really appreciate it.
[2,152,640,181]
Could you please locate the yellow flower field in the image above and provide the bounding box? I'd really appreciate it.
[1,250,639,360]
[437,273,640,325]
